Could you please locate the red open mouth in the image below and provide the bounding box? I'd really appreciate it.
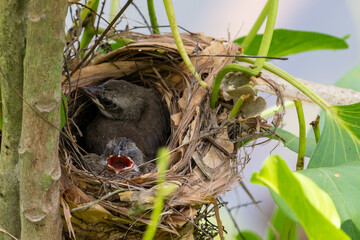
[107,155,134,174]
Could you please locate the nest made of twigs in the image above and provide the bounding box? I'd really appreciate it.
[59,32,282,240]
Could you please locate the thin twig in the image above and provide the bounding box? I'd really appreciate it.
[130,24,196,34]
[166,204,214,239]
[218,197,246,240]
[203,136,231,157]
[71,188,125,212]
[0,227,18,240]
[239,180,279,240]
[227,201,262,211]
[131,2,152,34]
[96,0,107,37]
[70,0,133,77]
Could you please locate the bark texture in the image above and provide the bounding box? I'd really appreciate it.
[0,1,28,239]
[18,0,67,239]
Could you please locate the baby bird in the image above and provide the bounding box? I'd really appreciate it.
[79,79,170,173]
[84,137,153,176]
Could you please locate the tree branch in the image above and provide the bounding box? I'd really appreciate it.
[19,0,67,238]
[0,0,28,238]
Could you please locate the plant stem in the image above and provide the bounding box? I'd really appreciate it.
[79,0,100,57]
[147,0,160,34]
[142,148,171,240]
[109,0,119,22]
[163,0,208,89]
[310,115,321,143]
[239,58,331,110]
[66,0,100,42]
[241,0,271,52]
[260,101,295,118]
[294,100,306,170]
[20,0,67,238]
[210,64,258,108]
[229,94,249,119]
[254,0,279,72]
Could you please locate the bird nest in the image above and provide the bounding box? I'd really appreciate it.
[60,33,282,240]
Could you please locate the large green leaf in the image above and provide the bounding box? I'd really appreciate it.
[251,155,349,240]
[341,220,360,240]
[234,29,348,57]
[301,162,360,236]
[335,64,360,91]
[307,64,360,140]
[308,103,360,168]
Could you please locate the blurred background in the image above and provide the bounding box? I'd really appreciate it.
[66,1,359,238]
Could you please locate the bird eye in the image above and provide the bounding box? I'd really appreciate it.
[100,98,114,107]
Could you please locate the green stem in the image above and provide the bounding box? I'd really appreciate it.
[210,64,258,108]
[229,94,249,119]
[109,0,119,22]
[163,0,208,89]
[241,0,271,52]
[79,0,100,56]
[310,115,321,143]
[80,25,96,51]
[260,101,295,119]
[294,100,305,170]
[142,148,170,240]
[254,0,279,72]
[147,0,160,34]
[239,58,330,110]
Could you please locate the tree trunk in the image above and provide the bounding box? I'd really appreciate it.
[0,1,28,239]
[18,0,67,239]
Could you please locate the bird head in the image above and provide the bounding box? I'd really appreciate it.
[79,80,148,120]
[103,137,145,174]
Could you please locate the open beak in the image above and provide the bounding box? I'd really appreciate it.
[107,155,135,174]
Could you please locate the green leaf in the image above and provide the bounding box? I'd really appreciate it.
[112,38,134,49]
[279,217,297,240]
[251,155,349,240]
[335,64,360,91]
[236,231,262,240]
[341,220,360,240]
[60,92,68,129]
[275,128,316,157]
[300,162,360,234]
[234,29,348,57]
[308,103,360,168]
[266,207,298,240]
[266,207,286,240]
[306,64,360,140]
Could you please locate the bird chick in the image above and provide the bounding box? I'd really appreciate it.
[84,137,152,176]
[103,137,154,173]
[79,79,170,170]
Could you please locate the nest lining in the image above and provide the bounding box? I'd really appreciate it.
[60,32,282,240]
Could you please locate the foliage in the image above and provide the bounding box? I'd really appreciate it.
[234,29,349,57]
[252,155,350,240]
[220,1,359,239]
